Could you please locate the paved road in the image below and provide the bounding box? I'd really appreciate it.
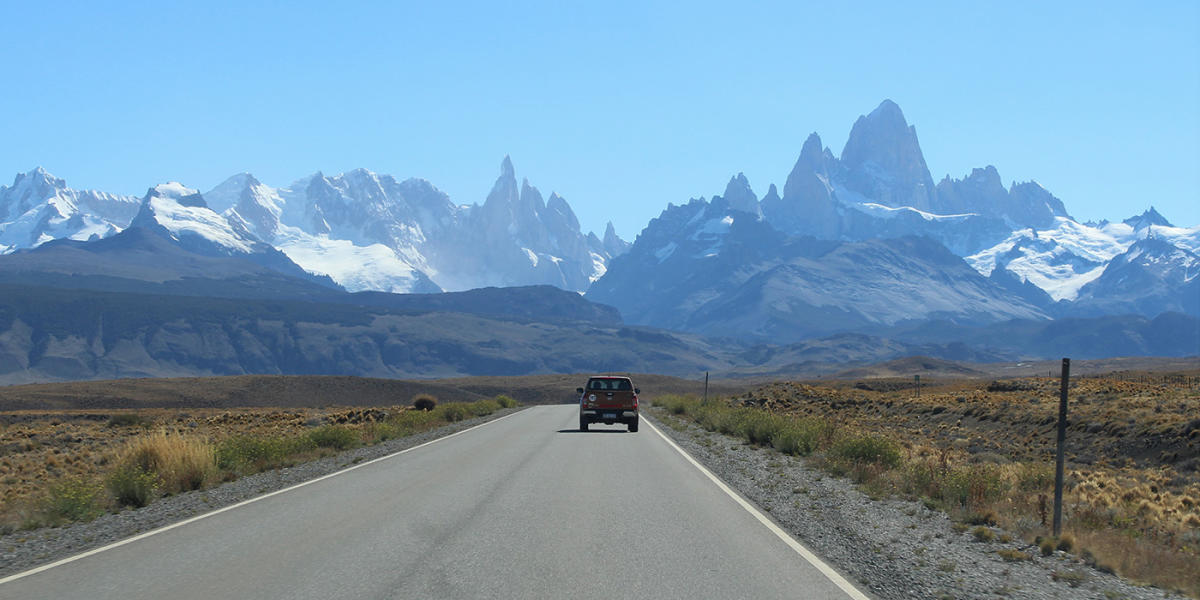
[1,406,867,599]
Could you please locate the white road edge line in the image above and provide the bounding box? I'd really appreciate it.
[0,407,528,586]
[645,417,873,600]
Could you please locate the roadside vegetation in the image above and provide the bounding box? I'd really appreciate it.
[1,395,519,532]
[653,376,1200,597]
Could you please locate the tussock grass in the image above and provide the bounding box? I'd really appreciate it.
[111,432,216,498]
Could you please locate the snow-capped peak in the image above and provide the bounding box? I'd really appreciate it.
[134,183,255,253]
[1123,206,1173,229]
[0,168,140,253]
[148,182,205,207]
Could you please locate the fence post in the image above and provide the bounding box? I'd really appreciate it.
[1053,358,1070,537]
[704,371,709,403]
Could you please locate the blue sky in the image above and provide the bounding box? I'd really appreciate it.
[1,1,1196,239]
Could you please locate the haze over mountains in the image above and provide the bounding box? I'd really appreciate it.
[0,100,1196,383]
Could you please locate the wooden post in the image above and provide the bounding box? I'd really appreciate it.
[704,371,709,403]
[1053,358,1070,537]
[914,374,920,399]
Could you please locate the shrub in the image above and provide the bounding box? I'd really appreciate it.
[1056,533,1075,553]
[43,477,104,523]
[412,394,438,412]
[368,422,402,443]
[216,435,316,474]
[468,399,501,417]
[1040,538,1056,556]
[972,526,996,542]
[307,425,360,450]
[439,403,471,422]
[654,394,695,415]
[997,549,1032,562]
[1016,462,1055,492]
[1052,570,1086,588]
[770,418,830,456]
[106,413,151,428]
[390,408,438,431]
[738,411,781,446]
[966,510,999,526]
[830,435,902,469]
[495,395,518,408]
[107,465,159,508]
[941,464,1009,509]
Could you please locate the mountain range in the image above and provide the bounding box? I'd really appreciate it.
[0,99,1196,385]
[0,158,630,295]
[588,100,1198,336]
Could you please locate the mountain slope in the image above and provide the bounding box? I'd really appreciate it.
[0,226,345,301]
[1072,239,1200,317]
[588,196,1047,342]
[202,158,626,294]
[2,282,1190,385]
[0,284,709,385]
[966,214,1200,304]
[128,183,339,289]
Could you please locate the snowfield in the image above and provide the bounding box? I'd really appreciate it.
[968,216,1200,301]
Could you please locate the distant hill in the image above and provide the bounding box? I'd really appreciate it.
[1,281,1194,385]
[833,356,989,379]
[0,284,719,385]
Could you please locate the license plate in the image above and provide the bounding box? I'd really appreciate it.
[603,412,616,419]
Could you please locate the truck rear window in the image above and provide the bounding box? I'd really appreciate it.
[588,379,632,391]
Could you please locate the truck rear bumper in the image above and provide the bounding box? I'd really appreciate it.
[580,410,638,422]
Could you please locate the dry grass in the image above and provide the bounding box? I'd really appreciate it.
[113,432,216,495]
[0,372,752,411]
[657,369,1200,597]
[1,394,519,532]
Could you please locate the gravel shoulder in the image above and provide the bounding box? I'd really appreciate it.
[646,408,1186,600]
[0,406,525,579]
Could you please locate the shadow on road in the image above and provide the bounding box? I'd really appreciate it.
[556,429,629,434]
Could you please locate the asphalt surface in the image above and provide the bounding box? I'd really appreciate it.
[0,405,867,599]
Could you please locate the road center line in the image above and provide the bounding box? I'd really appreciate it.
[0,408,527,587]
[645,417,873,600]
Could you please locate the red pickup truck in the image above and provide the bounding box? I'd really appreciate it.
[577,376,639,432]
